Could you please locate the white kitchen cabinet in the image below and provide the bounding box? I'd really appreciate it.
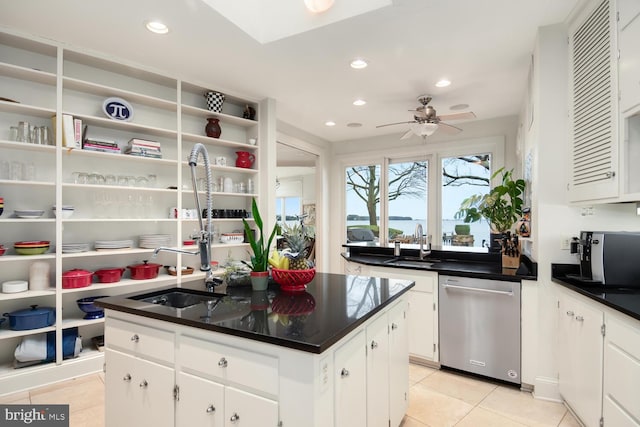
[344,258,369,276]
[388,300,409,427]
[603,312,640,427]
[618,0,640,116]
[334,329,367,427]
[368,266,437,364]
[366,311,390,427]
[567,0,619,202]
[557,291,604,427]
[225,386,278,427]
[0,28,265,394]
[176,372,224,427]
[105,349,175,427]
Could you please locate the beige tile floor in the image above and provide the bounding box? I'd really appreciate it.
[0,364,581,427]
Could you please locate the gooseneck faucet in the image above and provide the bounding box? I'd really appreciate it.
[414,223,431,259]
[151,143,217,291]
[188,143,216,290]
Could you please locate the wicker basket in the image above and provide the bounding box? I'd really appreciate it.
[165,266,194,276]
[271,268,316,292]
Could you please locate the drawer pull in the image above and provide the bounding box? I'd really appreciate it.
[566,311,574,317]
[575,315,584,322]
[230,413,240,422]
[341,368,349,378]
[139,380,148,388]
[391,323,398,330]
[131,334,140,342]
[123,373,132,382]
[218,357,228,368]
[370,341,378,350]
[206,405,216,414]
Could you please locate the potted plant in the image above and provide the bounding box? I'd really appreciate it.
[242,198,278,291]
[455,167,525,251]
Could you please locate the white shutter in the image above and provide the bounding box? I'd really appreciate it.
[569,0,618,200]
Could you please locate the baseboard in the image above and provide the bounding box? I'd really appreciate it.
[532,375,562,402]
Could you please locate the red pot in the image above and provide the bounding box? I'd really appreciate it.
[62,269,94,289]
[127,261,162,280]
[94,268,125,283]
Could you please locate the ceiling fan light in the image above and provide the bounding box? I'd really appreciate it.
[304,0,335,13]
[409,122,438,137]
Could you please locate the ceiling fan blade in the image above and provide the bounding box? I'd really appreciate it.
[437,111,476,121]
[400,129,414,140]
[438,122,463,134]
[376,121,415,128]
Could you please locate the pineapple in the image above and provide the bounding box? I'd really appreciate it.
[281,222,311,270]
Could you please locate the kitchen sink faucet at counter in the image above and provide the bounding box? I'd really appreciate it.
[152,143,219,291]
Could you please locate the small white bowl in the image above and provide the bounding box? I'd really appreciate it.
[2,280,28,293]
[220,233,244,244]
[52,207,74,219]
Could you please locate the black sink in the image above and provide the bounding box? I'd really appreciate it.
[133,290,220,309]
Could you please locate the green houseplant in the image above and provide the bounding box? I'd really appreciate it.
[242,198,277,290]
[455,168,525,248]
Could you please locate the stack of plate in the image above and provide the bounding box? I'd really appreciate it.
[94,239,134,250]
[61,242,90,253]
[14,210,45,219]
[14,240,50,255]
[139,234,172,249]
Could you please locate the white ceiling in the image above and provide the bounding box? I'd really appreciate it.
[0,0,581,143]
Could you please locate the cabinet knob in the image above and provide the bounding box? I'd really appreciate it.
[566,311,574,317]
[391,323,398,330]
[218,357,228,368]
[370,340,378,350]
[604,171,616,179]
[206,405,216,414]
[122,373,131,382]
[340,368,349,378]
[575,315,584,322]
[139,380,148,388]
[131,334,140,342]
[230,413,240,422]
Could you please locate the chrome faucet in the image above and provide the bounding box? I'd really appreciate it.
[152,247,199,257]
[188,143,217,291]
[414,223,431,259]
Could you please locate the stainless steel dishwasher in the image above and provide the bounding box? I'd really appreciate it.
[439,275,521,384]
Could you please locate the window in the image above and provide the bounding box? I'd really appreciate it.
[387,159,428,242]
[345,164,380,242]
[441,154,491,248]
[275,196,302,227]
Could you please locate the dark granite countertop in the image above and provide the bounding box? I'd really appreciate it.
[96,272,414,354]
[552,263,640,322]
[343,244,537,282]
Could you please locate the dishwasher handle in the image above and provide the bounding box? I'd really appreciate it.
[441,282,513,296]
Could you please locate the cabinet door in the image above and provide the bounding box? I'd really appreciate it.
[388,301,409,427]
[603,314,640,427]
[557,294,604,427]
[408,290,435,361]
[366,313,389,427]
[177,372,224,427]
[105,349,175,427]
[618,0,640,114]
[224,386,278,427]
[334,330,366,427]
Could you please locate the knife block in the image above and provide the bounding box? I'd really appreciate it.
[502,253,520,269]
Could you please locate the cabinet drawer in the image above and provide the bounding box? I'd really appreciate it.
[369,267,435,293]
[180,335,278,395]
[106,317,174,363]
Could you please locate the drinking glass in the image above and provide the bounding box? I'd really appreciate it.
[16,122,30,143]
[31,126,43,145]
[0,160,9,179]
[8,126,18,141]
[10,161,23,180]
[24,162,35,181]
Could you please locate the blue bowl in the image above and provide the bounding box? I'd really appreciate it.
[76,296,107,319]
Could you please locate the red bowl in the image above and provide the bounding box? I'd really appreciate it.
[271,268,316,292]
[62,269,93,289]
[94,268,125,283]
[0,248,6,256]
[14,240,50,248]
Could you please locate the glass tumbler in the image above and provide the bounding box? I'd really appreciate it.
[10,161,23,180]
[16,122,30,143]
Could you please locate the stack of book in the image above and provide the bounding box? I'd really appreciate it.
[124,138,162,158]
[82,137,121,154]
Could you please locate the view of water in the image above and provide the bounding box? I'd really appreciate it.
[346,219,490,247]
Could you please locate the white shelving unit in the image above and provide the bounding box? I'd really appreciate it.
[0,29,266,394]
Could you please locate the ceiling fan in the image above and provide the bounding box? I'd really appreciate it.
[376,95,476,139]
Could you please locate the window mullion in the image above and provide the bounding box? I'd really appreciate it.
[379,157,390,247]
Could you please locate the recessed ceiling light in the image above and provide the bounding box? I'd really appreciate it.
[325,121,336,126]
[145,20,169,34]
[350,59,368,69]
[304,0,335,13]
[435,79,451,88]
[353,99,366,106]
[450,103,470,111]
[347,123,363,128]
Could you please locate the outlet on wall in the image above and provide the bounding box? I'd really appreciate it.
[560,237,571,250]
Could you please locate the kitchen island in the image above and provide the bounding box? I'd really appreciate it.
[96,272,414,427]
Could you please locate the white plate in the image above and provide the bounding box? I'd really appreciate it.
[2,280,28,293]
[14,210,45,219]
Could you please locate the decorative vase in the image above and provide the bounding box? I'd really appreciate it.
[235,151,255,168]
[204,91,225,112]
[250,271,269,291]
[205,118,222,138]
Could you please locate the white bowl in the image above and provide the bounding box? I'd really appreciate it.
[52,207,74,219]
[2,280,28,293]
[220,233,244,244]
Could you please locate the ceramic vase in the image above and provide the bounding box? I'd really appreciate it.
[204,91,225,112]
[205,118,222,138]
[250,271,269,291]
[235,151,255,168]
